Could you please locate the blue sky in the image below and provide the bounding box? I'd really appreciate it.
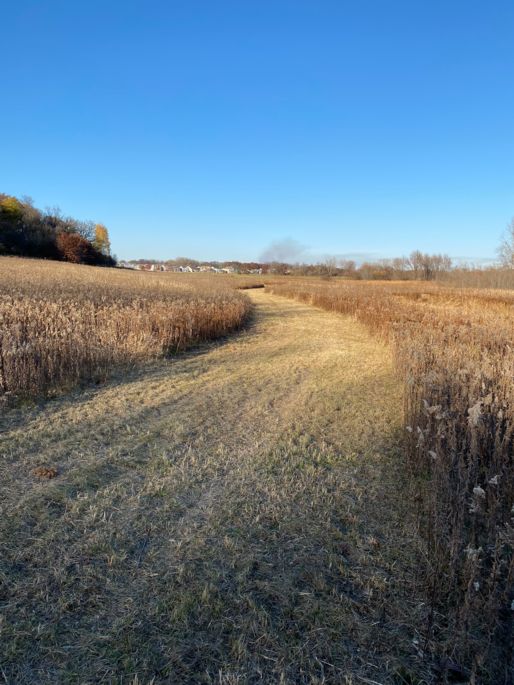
[2,1,513,262]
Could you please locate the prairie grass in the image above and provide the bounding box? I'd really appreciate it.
[267,277,514,683]
[0,290,428,684]
[0,257,252,399]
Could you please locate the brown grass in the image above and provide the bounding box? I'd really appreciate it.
[0,289,429,684]
[267,277,514,683]
[2,261,512,681]
[0,257,253,400]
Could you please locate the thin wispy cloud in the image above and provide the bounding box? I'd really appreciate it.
[452,256,497,266]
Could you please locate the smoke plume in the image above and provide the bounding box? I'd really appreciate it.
[259,238,307,263]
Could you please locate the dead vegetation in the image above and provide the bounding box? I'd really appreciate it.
[0,257,252,400]
[31,466,59,479]
[0,290,429,684]
[267,278,514,683]
[2,262,512,682]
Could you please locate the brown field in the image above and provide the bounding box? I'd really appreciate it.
[0,257,253,400]
[267,277,514,682]
[0,260,512,683]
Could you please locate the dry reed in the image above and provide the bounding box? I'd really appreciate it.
[0,257,252,399]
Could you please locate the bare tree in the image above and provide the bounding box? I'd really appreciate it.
[339,259,356,275]
[409,251,430,279]
[498,218,514,268]
[322,256,338,277]
[391,256,409,273]
[409,251,452,280]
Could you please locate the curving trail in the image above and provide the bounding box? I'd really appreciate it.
[0,290,428,684]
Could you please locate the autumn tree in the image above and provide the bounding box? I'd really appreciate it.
[56,232,97,264]
[93,223,111,256]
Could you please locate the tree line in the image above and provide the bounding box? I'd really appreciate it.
[4,192,513,282]
[0,194,114,266]
[291,251,454,280]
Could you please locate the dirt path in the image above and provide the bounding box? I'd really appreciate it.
[0,290,428,684]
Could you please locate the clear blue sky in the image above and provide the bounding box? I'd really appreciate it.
[2,1,513,262]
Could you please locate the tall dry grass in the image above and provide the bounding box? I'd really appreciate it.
[267,277,514,683]
[438,267,514,290]
[0,257,252,399]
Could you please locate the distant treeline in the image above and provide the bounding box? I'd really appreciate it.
[127,251,514,288]
[126,252,455,280]
[0,194,115,266]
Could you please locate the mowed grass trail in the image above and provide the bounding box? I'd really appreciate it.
[0,290,428,684]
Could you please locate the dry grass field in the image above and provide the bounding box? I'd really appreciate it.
[0,257,252,400]
[267,278,514,683]
[1,279,431,684]
[1,261,512,683]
